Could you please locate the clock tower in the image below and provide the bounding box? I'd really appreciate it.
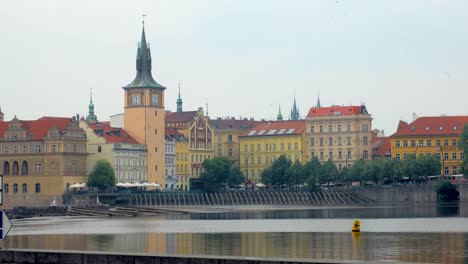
[123,24,166,185]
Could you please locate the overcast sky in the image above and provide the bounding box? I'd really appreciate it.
[1,0,467,135]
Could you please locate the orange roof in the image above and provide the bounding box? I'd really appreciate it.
[0,116,72,140]
[87,122,140,144]
[391,116,468,137]
[240,120,305,137]
[307,105,368,118]
[165,111,197,124]
[373,137,391,157]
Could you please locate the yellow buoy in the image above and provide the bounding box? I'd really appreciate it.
[352,220,360,232]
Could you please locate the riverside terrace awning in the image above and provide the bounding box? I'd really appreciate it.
[256,183,266,187]
[69,183,86,188]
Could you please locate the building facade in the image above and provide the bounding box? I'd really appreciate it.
[390,116,468,175]
[305,105,373,170]
[80,121,147,183]
[210,117,262,165]
[123,25,166,185]
[238,120,307,183]
[164,134,176,189]
[0,116,88,208]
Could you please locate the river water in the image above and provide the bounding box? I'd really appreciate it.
[1,204,468,263]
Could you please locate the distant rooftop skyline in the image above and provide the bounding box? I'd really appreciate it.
[1,1,467,135]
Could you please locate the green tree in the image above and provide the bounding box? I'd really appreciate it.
[287,160,306,187]
[270,155,292,187]
[320,160,338,186]
[87,159,116,189]
[349,159,366,183]
[460,124,468,175]
[200,156,244,192]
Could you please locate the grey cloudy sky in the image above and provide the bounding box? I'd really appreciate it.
[1,0,467,134]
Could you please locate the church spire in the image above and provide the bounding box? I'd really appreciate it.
[176,83,183,112]
[86,88,97,122]
[316,91,321,108]
[124,21,166,89]
[290,96,300,120]
[277,105,283,121]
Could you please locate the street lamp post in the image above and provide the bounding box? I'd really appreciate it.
[437,147,445,177]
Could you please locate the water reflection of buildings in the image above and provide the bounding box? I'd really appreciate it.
[1,232,466,263]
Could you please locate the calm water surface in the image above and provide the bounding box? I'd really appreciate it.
[2,204,468,263]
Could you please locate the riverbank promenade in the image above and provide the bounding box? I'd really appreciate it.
[0,249,373,264]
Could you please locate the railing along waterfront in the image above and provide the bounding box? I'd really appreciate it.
[128,190,373,207]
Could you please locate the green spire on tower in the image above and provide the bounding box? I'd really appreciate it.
[124,20,166,90]
[277,105,283,121]
[86,88,97,122]
[177,83,183,112]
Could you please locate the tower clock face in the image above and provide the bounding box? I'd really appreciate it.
[132,95,141,106]
[152,94,159,107]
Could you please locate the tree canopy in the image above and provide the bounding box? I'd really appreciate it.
[460,124,468,175]
[200,156,244,192]
[87,159,116,189]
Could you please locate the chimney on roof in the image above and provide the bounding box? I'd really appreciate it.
[250,118,254,121]
[243,118,247,121]
[231,117,235,120]
[217,117,221,120]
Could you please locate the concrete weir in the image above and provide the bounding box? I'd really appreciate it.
[0,249,365,264]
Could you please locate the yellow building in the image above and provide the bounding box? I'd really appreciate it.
[166,108,214,187]
[238,120,307,183]
[166,128,190,190]
[123,25,166,185]
[305,105,373,170]
[0,115,88,208]
[391,116,468,175]
[210,117,262,165]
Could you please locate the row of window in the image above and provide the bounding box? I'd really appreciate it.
[310,136,368,147]
[217,148,233,157]
[395,139,457,148]
[4,183,41,194]
[395,152,465,160]
[244,142,299,153]
[243,154,300,165]
[311,150,369,160]
[1,143,85,154]
[310,124,369,133]
[176,164,189,173]
[115,158,145,167]
[165,168,175,176]
[191,155,211,163]
[165,157,175,165]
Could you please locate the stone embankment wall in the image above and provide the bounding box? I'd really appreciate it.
[0,249,342,264]
[354,184,468,203]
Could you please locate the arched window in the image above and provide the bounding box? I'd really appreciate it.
[13,183,18,194]
[35,183,41,194]
[3,161,10,175]
[4,184,9,194]
[12,161,19,175]
[21,161,28,175]
[22,183,27,194]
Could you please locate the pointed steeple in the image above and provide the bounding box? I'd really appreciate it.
[290,96,300,120]
[0,106,4,122]
[277,105,283,121]
[124,23,166,89]
[316,91,321,108]
[86,88,97,122]
[176,83,183,112]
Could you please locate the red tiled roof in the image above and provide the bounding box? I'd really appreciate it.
[240,120,305,137]
[209,118,264,130]
[373,137,391,157]
[88,122,140,144]
[307,105,367,118]
[391,116,468,137]
[165,111,197,124]
[0,116,71,140]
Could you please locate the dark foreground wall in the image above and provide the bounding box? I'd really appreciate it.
[354,184,468,203]
[0,249,362,264]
